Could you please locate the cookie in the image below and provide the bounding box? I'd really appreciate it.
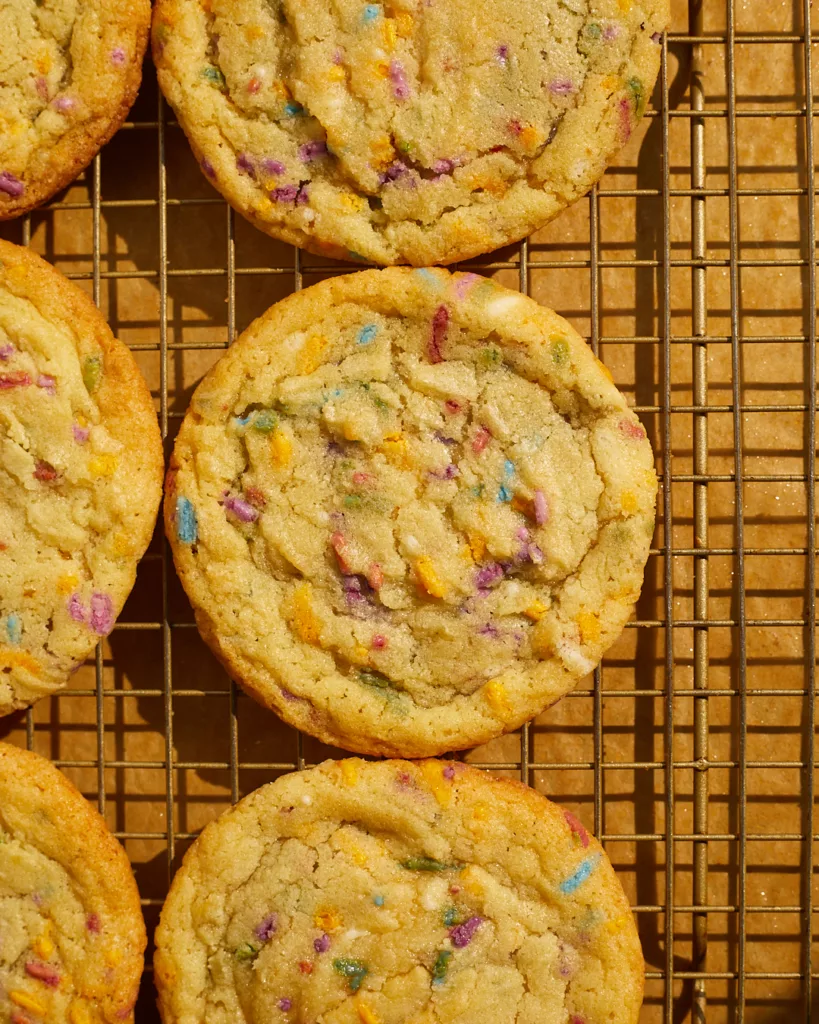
[0,0,151,220]
[155,758,644,1024]
[166,268,656,757]
[152,0,669,266]
[0,741,146,1024]
[0,241,163,716]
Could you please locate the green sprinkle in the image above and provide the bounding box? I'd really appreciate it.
[235,943,259,962]
[344,494,362,508]
[360,670,390,689]
[471,485,485,498]
[481,346,501,367]
[442,906,459,927]
[402,857,450,872]
[202,65,227,89]
[432,949,452,983]
[550,337,569,365]
[253,409,278,432]
[82,355,102,393]
[627,76,645,115]
[333,957,368,992]
[586,23,602,39]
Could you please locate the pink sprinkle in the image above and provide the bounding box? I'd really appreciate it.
[472,426,491,454]
[299,141,328,163]
[390,60,410,100]
[278,999,292,1012]
[68,594,86,624]
[37,374,56,395]
[495,44,509,66]
[428,305,449,364]
[0,172,24,197]
[367,563,384,591]
[52,95,75,113]
[433,159,455,175]
[262,158,286,175]
[618,97,632,142]
[475,563,504,590]
[0,371,31,388]
[11,1012,30,1024]
[571,1017,585,1024]
[444,399,461,414]
[564,810,590,849]
[35,77,49,101]
[603,24,620,41]
[90,592,114,635]
[550,79,574,95]
[25,962,60,988]
[449,885,460,895]
[255,913,278,941]
[371,634,387,650]
[87,913,101,933]
[450,916,484,948]
[454,273,480,299]
[111,47,127,66]
[0,343,14,360]
[442,764,456,780]
[651,31,662,43]
[248,77,261,94]
[73,424,90,444]
[534,489,549,525]
[619,417,646,440]
[397,770,412,788]
[224,496,259,523]
[34,460,58,482]
[352,472,371,484]
[516,526,530,542]
[280,687,304,703]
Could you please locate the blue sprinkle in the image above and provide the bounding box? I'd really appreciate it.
[176,497,198,545]
[362,4,381,22]
[559,854,601,895]
[284,102,304,117]
[497,485,512,503]
[6,614,21,645]
[504,459,515,479]
[415,268,438,285]
[373,894,385,906]
[358,324,379,346]
[234,414,253,429]
[347,250,368,263]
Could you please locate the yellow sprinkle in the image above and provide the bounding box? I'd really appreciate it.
[271,428,293,468]
[467,531,486,561]
[483,680,513,720]
[603,913,630,934]
[89,454,117,477]
[69,1001,91,1024]
[105,947,123,967]
[293,583,321,645]
[415,556,446,599]
[326,64,347,82]
[113,533,132,558]
[472,803,489,822]
[297,334,327,375]
[252,196,274,216]
[595,357,614,383]
[314,907,343,932]
[460,866,484,897]
[395,12,414,36]
[341,760,359,787]
[351,847,367,866]
[617,0,633,10]
[373,61,391,78]
[357,1001,382,1024]
[381,433,408,466]
[0,650,41,676]
[383,19,397,50]
[32,923,53,960]
[603,74,620,92]
[620,490,638,514]
[458,544,474,563]
[421,760,452,807]
[10,991,48,1016]
[244,24,265,41]
[353,644,369,662]
[272,80,292,100]
[369,135,396,170]
[56,574,78,597]
[338,193,366,213]
[577,611,601,645]
[524,600,548,622]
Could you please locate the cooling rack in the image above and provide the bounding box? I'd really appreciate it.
[1,1,817,1021]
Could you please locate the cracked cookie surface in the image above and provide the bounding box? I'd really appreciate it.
[0,241,163,715]
[0,0,150,219]
[0,742,146,1024]
[166,268,656,757]
[154,759,644,1024]
[152,0,669,266]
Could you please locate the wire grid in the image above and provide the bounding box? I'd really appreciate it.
[1,0,817,1020]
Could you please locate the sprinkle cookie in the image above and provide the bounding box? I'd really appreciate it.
[166,268,656,757]
[0,241,163,716]
[155,759,644,1024]
[152,0,669,266]
[0,742,147,1024]
[0,0,151,219]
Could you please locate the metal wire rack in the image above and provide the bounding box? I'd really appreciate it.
[1,0,817,1021]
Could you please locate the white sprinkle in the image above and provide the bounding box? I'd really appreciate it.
[301,794,312,805]
[343,927,369,941]
[421,878,448,911]
[557,641,596,677]
[404,535,421,555]
[302,208,316,223]
[486,294,525,318]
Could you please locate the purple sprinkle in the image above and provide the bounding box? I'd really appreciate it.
[527,544,544,565]
[90,592,114,635]
[443,764,456,779]
[550,79,574,95]
[314,933,331,953]
[450,916,484,948]
[272,185,299,203]
[434,433,458,446]
[433,158,455,175]
[0,172,24,197]
[68,594,86,624]
[390,60,410,100]
[278,999,292,1012]
[73,423,90,444]
[651,31,662,43]
[237,153,256,178]
[475,563,504,590]
[111,47,127,66]
[201,158,216,180]
[379,161,409,185]
[430,463,458,480]
[262,158,286,176]
[478,623,500,638]
[495,44,509,66]
[280,687,304,703]
[52,95,75,113]
[603,24,620,41]
[255,913,278,941]
[299,140,328,163]
[37,374,56,395]
[224,495,260,523]
[0,344,14,361]
[534,489,549,525]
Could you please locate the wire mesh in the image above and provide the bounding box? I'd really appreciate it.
[0,1,816,1021]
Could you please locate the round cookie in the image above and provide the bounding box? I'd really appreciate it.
[0,241,163,716]
[166,268,656,757]
[152,0,669,267]
[155,758,644,1024]
[0,741,146,1024]
[0,0,151,220]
